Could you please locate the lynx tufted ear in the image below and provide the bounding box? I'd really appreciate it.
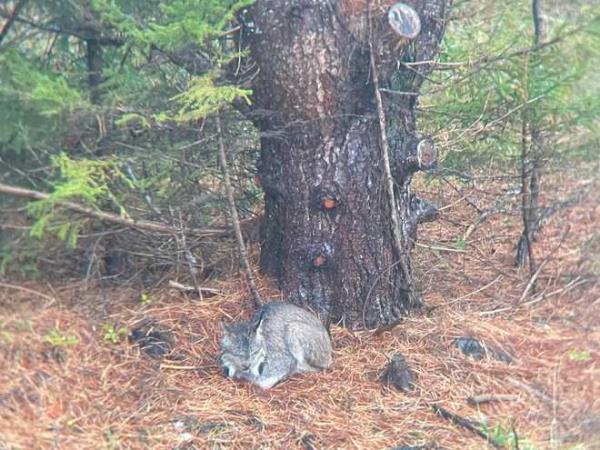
[249,308,266,338]
[219,319,231,336]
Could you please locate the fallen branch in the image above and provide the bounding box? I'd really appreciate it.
[516,225,570,305]
[0,281,57,304]
[467,394,520,406]
[431,404,502,448]
[0,181,227,238]
[168,280,220,296]
[507,377,553,406]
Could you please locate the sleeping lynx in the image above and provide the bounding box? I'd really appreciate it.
[219,302,332,389]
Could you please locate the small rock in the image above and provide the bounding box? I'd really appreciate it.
[454,337,513,364]
[178,432,193,443]
[380,353,415,392]
[299,433,319,450]
[130,319,174,358]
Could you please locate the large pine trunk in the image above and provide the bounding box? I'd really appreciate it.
[245,0,451,328]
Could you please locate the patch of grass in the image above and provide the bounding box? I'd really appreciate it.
[102,324,128,344]
[480,419,538,450]
[568,349,592,362]
[139,291,151,305]
[43,326,79,347]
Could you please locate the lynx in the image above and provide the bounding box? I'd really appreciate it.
[219,302,332,389]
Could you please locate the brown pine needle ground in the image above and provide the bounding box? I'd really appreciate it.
[1,172,599,449]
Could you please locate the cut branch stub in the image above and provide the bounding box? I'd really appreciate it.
[406,138,437,173]
[312,255,327,268]
[388,3,421,40]
[321,196,337,211]
[311,187,340,212]
[309,243,333,270]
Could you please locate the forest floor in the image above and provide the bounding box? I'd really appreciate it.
[0,167,599,450]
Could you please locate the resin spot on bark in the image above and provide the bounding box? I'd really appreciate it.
[322,197,337,210]
[312,255,327,268]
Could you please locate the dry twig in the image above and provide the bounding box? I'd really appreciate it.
[215,113,262,309]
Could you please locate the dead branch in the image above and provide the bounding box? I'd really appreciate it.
[431,404,502,449]
[517,225,570,305]
[368,8,411,289]
[0,0,27,45]
[467,394,520,406]
[507,377,553,406]
[167,280,220,296]
[0,281,57,304]
[0,181,227,237]
[215,113,262,308]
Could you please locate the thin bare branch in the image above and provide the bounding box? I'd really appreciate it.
[0,0,28,46]
[0,181,227,237]
[215,113,262,308]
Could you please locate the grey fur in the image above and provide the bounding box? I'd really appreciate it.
[219,302,332,389]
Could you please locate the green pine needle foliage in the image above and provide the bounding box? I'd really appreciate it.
[28,154,131,248]
[0,50,85,155]
[419,0,600,169]
[169,73,252,122]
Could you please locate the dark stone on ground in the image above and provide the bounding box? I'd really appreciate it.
[300,433,319,450]
[454,337,513,363]
[380,353,415,392]
[130,319,175,358]
[42,345,67,364]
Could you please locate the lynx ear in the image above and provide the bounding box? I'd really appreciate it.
[219,319,230,335]
[250,309,266,337]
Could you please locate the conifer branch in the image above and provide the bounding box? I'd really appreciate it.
[0,182,226,237]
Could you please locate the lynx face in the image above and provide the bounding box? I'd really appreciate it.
[218,322,251,379]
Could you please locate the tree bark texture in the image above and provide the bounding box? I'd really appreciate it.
[86,38,103,104]
[245,0,451,328]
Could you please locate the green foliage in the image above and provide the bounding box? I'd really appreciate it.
[102,324,128,343]
[568,348,592,362]
[0,0,260,276]
[169,73,252,122]
[480,420,537,450]
[420,0,600,170]
[0,245,40,278]
[453,236,467,251]
[0,50,84,155]
[138,291,151,305]
[28,153,131,247]
[91,0,254,51]
[44,326,79,347]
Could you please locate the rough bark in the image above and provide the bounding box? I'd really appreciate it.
[245,0,451,328]
[86,38,103,104]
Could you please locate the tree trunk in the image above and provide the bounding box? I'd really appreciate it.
[86,38,103,104]
[245,0,451,328]
[516,0,545,269]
